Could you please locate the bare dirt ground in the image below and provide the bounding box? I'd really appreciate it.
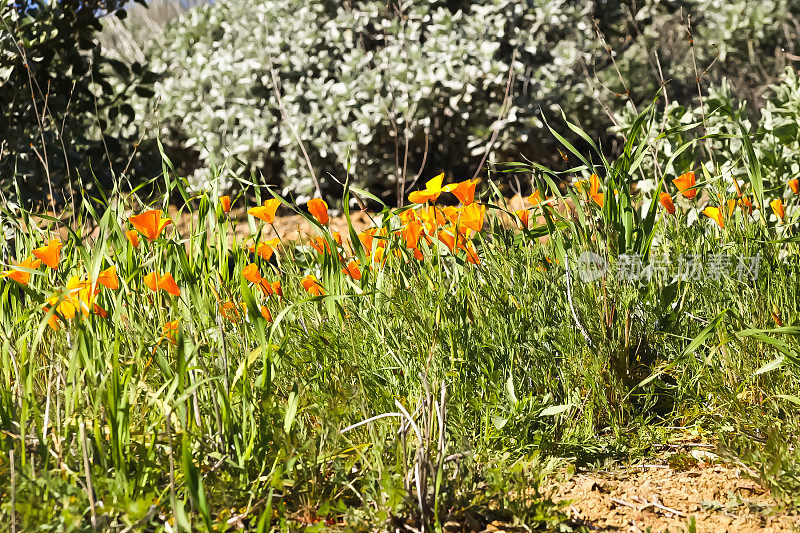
[548,463,798,532]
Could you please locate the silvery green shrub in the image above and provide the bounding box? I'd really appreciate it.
[615,66,800,202]
[759,67,800,197]
[136,0,599,199]
[131,0,800,201]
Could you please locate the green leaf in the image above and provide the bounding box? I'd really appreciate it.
[491,415,508,430]
[539,404,573,417]
[774,394,800,406]
[284,384,299,434]
[505,374,517,405]
[755,356,785,375]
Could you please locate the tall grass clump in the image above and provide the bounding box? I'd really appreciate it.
[0,102,799,530]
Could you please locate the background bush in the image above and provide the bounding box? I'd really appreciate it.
[0,0,157,207]
[615,66,800,207]
[120,0,800,203]
[4,0,800,205]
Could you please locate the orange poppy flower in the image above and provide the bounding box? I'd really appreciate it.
[258,279,274,296]
[249,238,280,261]
[399,209,417,225]
[408,173,445,204]
[144,271,180,296]
[249,242,273,261]
[310,236,331,255]
[465,242,481,265]
[441,206,460,225]
[301,274,324,296]
[672,171,697,199]
[32,238,62,270]
[158,273,181,297]
[358,228,377,253]
[242,263,262,285]
[401,220,424,249]
[1,256,42,285]
[415,208,435,234]
[658,192,675,214]
[515,209,531,229]
[60,283,84,315]
[266,237,281,251]
[68,274,94,293]
[444,178,478,205]
[219,301,241,321]
[342,260,362,280]
[307,198,329,225]
[790,178,799,195]
[332,231,343,246]
[260,306,273,322]
[412,247,424,261]
[47,295,77,320]
[770,198,785,222]
[126,230,140,248]
[220,195,232,213]
[42,306,63,330]
[738,196,754,214]
[574,174,596,194]
[702,207,724,228]
[271,280,283,297]
[437,228,458,253]
[726,199,737,217]
[584,174,603,207]
[377,228,389,248]
[163,320,179,344]
[64,276,99,316]
[458,203,485,233]
[129,210,172,240]
[96,265,119,290]
[143,272,159,292]
[372,246,386,265]
[248,198,281,224]
[576,175,603,206]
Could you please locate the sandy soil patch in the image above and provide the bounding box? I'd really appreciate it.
[551,463,798,532]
